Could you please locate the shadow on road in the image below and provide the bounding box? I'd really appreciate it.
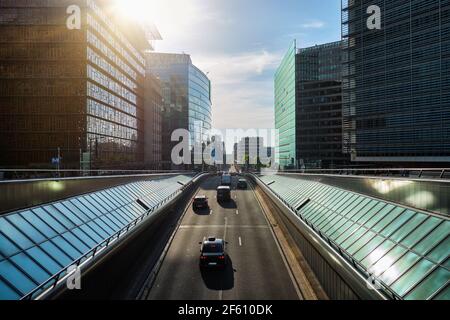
[193,207,212,216]
[200,258,235,291]
[218,199,237,209]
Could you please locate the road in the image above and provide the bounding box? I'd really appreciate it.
[146,176,300,300]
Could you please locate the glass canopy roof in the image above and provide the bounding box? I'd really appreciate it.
[0,175,193,300]
[259,174,449,300]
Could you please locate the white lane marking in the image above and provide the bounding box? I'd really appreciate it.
[210,210,213,215]
[236,210,239,215]
[239,237,242,246]
[219,217,228,301]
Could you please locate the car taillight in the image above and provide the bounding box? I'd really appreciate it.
[201,256,207,260]
[219,256,225,260]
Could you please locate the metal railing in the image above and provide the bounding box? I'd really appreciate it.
[0,169,196,182]
[20,174,202,300]
[252,174,403,300]
[278,168,450,181]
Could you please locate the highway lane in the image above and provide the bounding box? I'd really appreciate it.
[146,176,300,300]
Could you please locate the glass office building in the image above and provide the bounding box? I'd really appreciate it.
[342,0,450,164]
[297,41,349,168]
[275,41,297,169]
[0,0,150,169]
[146,53,212,168]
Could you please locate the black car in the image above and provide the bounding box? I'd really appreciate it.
[217,186,231,202]
[199,237,228,268]
[237,179,248,189]
[193,195,209,210]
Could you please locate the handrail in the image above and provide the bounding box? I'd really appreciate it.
[252,173,403,300]
[20,174,203,300]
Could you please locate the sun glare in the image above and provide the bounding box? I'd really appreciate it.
[113,0,197,38]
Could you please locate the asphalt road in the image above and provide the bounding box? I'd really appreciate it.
[146,176,300,300]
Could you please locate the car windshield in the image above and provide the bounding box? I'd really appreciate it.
[203,243,223,253]
[194,198,206,202]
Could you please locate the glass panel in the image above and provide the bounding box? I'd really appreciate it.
[391,259,435,297]
[84,196,108,214]
[70,199,98,220]
[380,251,421,285]
[78,197,103,217]
[346,198,373,218]
[60,201,90,222]
[6,214,46,244]
[87,221,109,239]
[371,246,408,277]
[433,286,450,300]
[109,211,127,227]
[354,235,385,262]
[100,192,121,208]
[426,236,450,265]
[51,236,82,260]
[380,210,416,238]
[92,194,114,211]
[40,241,72,267]
[414,222,449,256]
[93,218,115,236]
[330,220,354,241]
[362,240,397,269]
[347,230,376,255]
[0,219,34,250]
[31,208,66,233]
[79,224,103,244]
[43,205,76,229]
[10,253,51,284]
[99,215,121,232]
[0,260,36,294]
[335,223,360,245]
[61,232,90,254]
[402,217,442,248]
[26,247,62,275]
[405,267,450,300]
[53,203,83,225]
[352,201,385,223]
[0,232,21,257]
[372,207,405,233]
[116,208,134,222]
[390,213,428,243]
[341,227,366,250]
[71,228,96,248]
[363,204,395,229]
[0,279,21,300]
[20,210,57,238]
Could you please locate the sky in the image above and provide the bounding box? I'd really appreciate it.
[116,0,342,130]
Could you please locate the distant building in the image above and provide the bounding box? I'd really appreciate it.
[275,40,349,169]
[144,74,163,169]
[296,41,349,169]
[146,53,212,169]
[235,137,267,167]
[341,0,450,164]
[0,0,153,169]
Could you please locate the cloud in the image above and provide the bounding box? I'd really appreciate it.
[193,50,282,130]
[300,20,326,29]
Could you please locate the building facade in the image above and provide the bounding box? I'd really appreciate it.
[296,41,349,169]
[341,0,450,164]
[144,74,163,169]
[275,40,349,169]
[146,53,212,168]
[0,0,149,169]
[275,41,297,169]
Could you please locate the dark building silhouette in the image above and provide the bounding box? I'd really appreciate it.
[0,0,150,169]
[296,41,350,169]
[342,0,450,165]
